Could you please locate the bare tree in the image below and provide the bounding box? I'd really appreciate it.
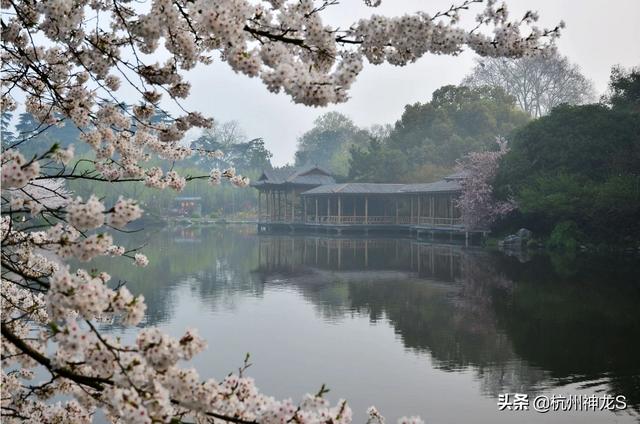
[463,53,596,117]
[202,121,248,148]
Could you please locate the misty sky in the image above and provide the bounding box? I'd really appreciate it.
[178,0,640,165]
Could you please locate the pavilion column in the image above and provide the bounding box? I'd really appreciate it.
[395,198,399,224]
[291,190,295,222]
[258,191,261,221]
[327,197,331,220]
[430,195,434,221]
[271,190,275,220]
[304,197,307,222]
[282,191,286,221]
[449,194,454,223]
[365,196,368,224]
[285,191,289,222]
[410,197,414,224]
[417,195,421,224]
[338,196,341,223]
[315,198,318,223]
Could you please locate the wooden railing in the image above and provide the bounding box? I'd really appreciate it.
[417,217,462,227]
[260,215,463,227]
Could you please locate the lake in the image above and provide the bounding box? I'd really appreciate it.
[101,224,640,424]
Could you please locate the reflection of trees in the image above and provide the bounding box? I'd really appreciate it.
[99,227,640,411]
[490,253,640,410]
[93,225,264,325]
[255,236,546,393]
[256,236,640,410]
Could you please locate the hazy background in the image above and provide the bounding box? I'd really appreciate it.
[166,1,640,165]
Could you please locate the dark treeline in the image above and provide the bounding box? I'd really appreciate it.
[494,67,640,245]
[347,85,529,182]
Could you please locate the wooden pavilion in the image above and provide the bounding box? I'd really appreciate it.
[251,165,335,224]
[253,168,482,242]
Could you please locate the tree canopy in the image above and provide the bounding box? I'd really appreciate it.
[295,112,370,176]
[348,85,529,182]
[494,68,640,242]
[463,52,595,117]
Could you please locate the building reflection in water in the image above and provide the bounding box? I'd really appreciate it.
[257,236,462,280]
[254,234,640,411]
[106,227,640,414]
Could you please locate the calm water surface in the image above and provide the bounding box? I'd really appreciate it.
[102,225,640,424]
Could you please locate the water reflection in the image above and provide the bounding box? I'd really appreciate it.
[104,225,640,420]
[254,236,552,400]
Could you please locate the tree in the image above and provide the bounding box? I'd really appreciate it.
[191,121,273,172]
[0,0,563,422]
[455,137,516,230]
[295,112,369,176]
[463,52,596,117]
[604,65,640,113]
[349,138,410,183]
[348,85,529,182]
[197,121,248,150]
[493,69,640,240]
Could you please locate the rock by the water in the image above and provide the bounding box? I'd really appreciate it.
[516,228,533,240]
[503,234,522,245]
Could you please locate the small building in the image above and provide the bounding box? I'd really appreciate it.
[173,196,202,216]
[251,165,335,223]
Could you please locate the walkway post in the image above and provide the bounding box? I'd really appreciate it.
[327,197,330,221]
[365,196,368,224]
[430,195,434,223]
[271,190,275,221]
[304,197,307,223]
[395,198,399,224]
[410,197,414,224]
[258,191,261,221]
[417,195,421,225]
[338,196,341,224]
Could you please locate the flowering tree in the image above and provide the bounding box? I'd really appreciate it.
[1,0,560,422]
[455,136,516,230]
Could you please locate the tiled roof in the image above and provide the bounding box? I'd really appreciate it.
[252,164,335,187]
[443,170,469,181]
[302,179,462,195]
[302,183,407,195]
[400,179,462,193]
